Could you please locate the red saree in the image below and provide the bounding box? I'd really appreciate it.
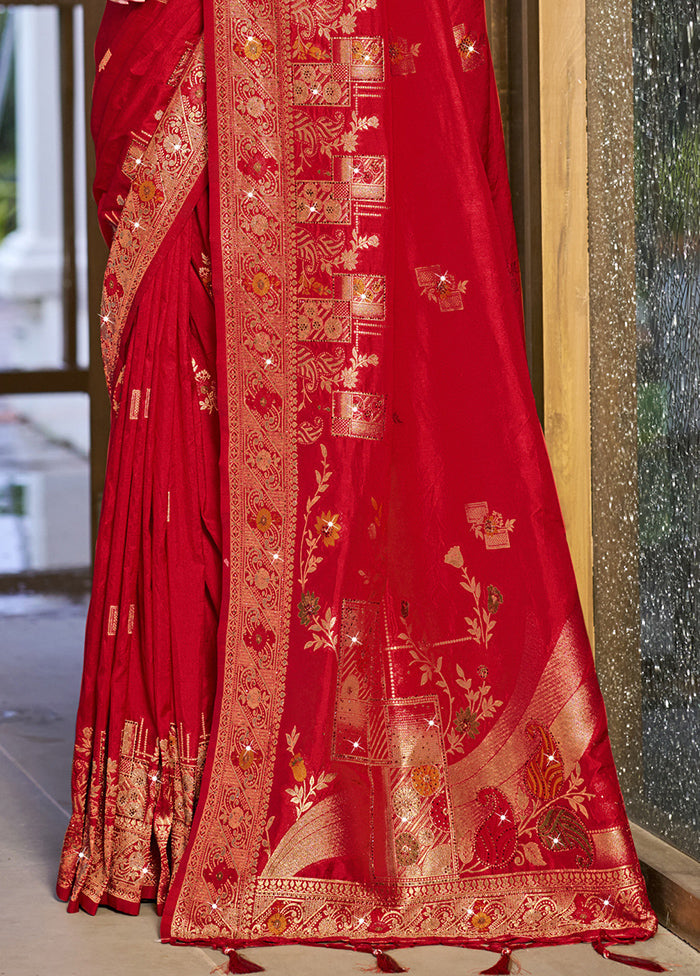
[58,0,657,967]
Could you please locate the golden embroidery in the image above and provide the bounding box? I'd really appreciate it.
[451,667,503,749]
[100,41,207,392]
[395,625,504,760]
[295,446,340,654]
[388,37,421,76]
[299,444,333,591]
[245,866,650,941]
[415,265,469,312]
[129,389,141,420]
[107,605,119,636]
[111,367,125,414]
[191,359,218,413]
[197,252,212,293]
[98,49,112,73]
[453,25,484,73]
[443,547,503,648]
[331,391,386,439]
[284,726,335,819]
[466,501,516,549]
[57,717,208,911]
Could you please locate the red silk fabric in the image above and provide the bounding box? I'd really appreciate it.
[58,0,657,957]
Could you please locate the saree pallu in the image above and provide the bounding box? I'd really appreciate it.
[58,0,657,961]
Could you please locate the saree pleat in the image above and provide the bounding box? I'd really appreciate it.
[57,191,220,913]
[59,0,657,959]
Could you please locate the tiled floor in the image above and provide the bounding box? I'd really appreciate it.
[1,597,698,976]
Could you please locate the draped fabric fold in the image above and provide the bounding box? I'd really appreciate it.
[58,0,657,957]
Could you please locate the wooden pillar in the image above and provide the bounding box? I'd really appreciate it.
[538,0,594,642]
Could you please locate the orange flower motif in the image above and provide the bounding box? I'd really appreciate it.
[469,901,493,932]
[251,271,271,297]
[238,745,257,770]
[136,179,163,206]
[315,511,341,546]
[266,910,288,935]
[289,754,307,782]
[255,508,273,532]
[411,763,441,797]
[244,37,264,60]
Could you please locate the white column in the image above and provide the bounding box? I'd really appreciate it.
[0,6,63,366]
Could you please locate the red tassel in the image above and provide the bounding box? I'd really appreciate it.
[224,948,265,973]
[479,947,511,975]
[373,948,408,972]
[593,942,666,972]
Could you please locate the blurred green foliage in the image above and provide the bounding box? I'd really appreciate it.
[0,10,15,241]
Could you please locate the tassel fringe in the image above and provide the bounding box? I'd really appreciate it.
[222,940,665,975]
[480,948,512,975]
[593,942,666,972]
[373,948,408,972]
[224,948,266,973]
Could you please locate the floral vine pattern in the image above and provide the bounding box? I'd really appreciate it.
[297,444,339,655]
[414,265,469,312]
[397,628,503,757]
[388,37,422,76]
[341,228,380,271]
[465,501,515,550]
[448,665,503,754]
[285,726,335,820]
[444,546,502,649]
[340,346,380,388]
[191,359,217,413]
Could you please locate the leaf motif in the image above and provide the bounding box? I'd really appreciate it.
[286,726,300,753]
[466,618,481,642]
[567,762,584,792]
[537,805,594,866]
[567,794,588,816]
[446,729,465,755]
[482,698,503,719]
[524,721,565,800]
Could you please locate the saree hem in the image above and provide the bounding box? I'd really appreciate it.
[57,885,156,917]
[161,927,657,953]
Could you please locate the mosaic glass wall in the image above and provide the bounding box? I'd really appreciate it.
[633,0,700,858]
